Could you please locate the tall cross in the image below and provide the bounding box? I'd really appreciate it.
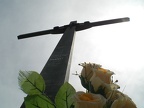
[18,17,129,108]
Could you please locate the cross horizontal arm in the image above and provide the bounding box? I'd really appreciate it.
[17,17,129,40]
[17,29,53,39]
[90,17,130,27]
[17,25,70,40]
[75,17,130,31]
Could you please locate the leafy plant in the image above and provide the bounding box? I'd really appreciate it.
[18,71,45,95]
[18,71,76,108]
[55,82,76,108]
[25,94,55,108]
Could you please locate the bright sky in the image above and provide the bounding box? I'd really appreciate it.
[0,0,144,108]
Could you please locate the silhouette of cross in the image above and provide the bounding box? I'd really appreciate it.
[18,17,129,108]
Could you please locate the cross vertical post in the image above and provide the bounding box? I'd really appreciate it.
[40,24,76,101]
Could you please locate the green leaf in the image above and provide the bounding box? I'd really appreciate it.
[24,94,55,108]
[55,82,76,108]
[18,71,45,95]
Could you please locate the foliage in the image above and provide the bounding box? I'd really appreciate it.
[18,71,45,95]
[18,71,76,108]
[25,95,55,108]
[55,82,76,108]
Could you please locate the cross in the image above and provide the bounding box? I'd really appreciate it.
[18,17,129,108]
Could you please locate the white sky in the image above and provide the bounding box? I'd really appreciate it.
[0,0,144,108]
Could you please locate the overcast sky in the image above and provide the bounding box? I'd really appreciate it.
[0,0,144,108]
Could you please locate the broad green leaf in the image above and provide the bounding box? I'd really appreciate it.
[55,82,76,108]
[25,94,55,108]
[18,71,45,95]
